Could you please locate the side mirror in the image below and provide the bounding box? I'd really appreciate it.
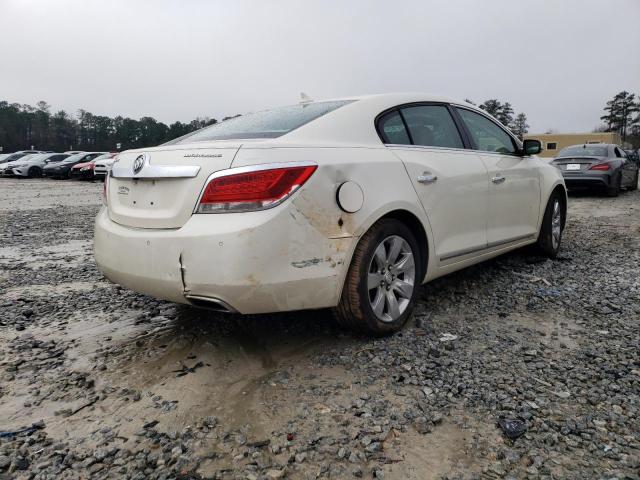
[523,139,542,156]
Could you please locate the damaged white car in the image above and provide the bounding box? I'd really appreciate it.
[94,93,566,335]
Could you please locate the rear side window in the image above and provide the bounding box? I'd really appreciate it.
[401,105,463,148]
[169,100,353,144]
[456,108,517,154]
[377,111,410,144]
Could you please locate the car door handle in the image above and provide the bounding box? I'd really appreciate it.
[491,175,506,184]
[417,173,438,184]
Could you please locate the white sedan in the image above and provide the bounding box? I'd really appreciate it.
[94,94,566,335]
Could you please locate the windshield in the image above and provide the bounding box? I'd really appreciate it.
[169,100,354,144]
[557,145,608,157]
[62,153,89,163]
[24,153,47,162]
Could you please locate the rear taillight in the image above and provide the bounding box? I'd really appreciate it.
[196,164,317,213]
[102,175,108,206]
[589,163,610,171]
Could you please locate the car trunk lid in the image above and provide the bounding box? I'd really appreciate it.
[552,156,607,172]
[107,143,240,229]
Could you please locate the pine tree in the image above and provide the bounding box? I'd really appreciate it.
[512,113,529,140]
[600,91,639,141]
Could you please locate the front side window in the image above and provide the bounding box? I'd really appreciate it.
[456,108,517,154]
[400,105,464,149]
[169,100,353,144]
[377,110,410,145]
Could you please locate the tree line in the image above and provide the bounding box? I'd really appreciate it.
[0,100,239,153]
[3,94,638,153]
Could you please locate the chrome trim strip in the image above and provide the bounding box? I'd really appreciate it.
[192,161,318,214]
[440,233,536,262]
[111,163,201,179]
[440,244,487,261]
[386,144,473,154]
[487,233,536,249]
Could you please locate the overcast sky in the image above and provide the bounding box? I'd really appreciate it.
[1,0,639,133]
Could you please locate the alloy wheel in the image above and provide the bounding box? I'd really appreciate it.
[367,235,415,323]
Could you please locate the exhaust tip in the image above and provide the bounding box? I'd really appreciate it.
[184,295,237,314]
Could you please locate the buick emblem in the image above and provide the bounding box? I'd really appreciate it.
[132,155,146,174]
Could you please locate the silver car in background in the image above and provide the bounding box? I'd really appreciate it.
[551,144,639,196]
[9,152,70,177]
[0,150,49,165]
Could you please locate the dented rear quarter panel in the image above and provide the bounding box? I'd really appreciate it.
[231,144,435,298]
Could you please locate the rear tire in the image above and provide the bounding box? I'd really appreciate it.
[629,171,638,191]
[334,219,422,336]
[28,166,42,178]
[607,173,621,197]
[535,191,564,258]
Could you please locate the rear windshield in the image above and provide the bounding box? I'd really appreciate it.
[557,145,608,157]
[169,100,353,144]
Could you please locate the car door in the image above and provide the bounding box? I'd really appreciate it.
[615,147,633,186]
[378,104,489,263]
[454,107,540,246]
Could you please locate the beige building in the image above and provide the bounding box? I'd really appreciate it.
[523,132,622,158]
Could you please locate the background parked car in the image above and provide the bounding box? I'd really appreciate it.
[0,153,45,176]
[70,159,99,180]
[551,144,638,196]
[0,150,48,164]
[624,149,639,164]
[92,152,118,180]
[9,153,71,177]
[42,152,106,179]
[64,150,85,155]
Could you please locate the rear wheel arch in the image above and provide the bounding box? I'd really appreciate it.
[376,209,429,282]
[339,208,430,295]
[550,184,567,229]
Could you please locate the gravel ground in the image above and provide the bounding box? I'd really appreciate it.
[0,177,639,480]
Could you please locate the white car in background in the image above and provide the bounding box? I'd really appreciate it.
[95,93,567,335]
[0,150,49,165]
[9,152,70,177]
[0,153,42,176]
[93,153,118,180]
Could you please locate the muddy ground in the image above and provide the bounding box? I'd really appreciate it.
[0,177,639,480]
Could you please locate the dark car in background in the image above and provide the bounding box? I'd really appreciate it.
[551,144,638,196]
[42,152,106,179]
[70,153,116,180]
[625,149,639,164]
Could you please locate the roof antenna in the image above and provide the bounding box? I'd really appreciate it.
[300,92,313,104]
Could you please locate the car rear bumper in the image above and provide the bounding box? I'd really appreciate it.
[93,206,353,314]
[561,171,612,189]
